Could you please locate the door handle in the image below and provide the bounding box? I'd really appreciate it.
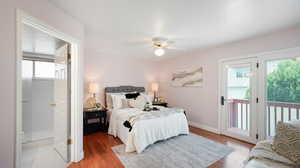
[221,96,225,106]
[49,103,56,107]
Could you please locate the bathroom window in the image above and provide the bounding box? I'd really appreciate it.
[22,60,33,79]
[22,59,55,79]
[35,61,55,79]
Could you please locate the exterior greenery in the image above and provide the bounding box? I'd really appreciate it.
[267,60,300,103]
[244,60,300,103]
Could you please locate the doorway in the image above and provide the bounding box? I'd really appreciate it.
[219,48,300,144]
[220,57,258,143]
[22,24,70,168]
[16,10,83,168]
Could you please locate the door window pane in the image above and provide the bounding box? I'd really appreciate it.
[22,60,33,79]
[227,65,251,134]
[35,61,55,78]
[266,58,300,137]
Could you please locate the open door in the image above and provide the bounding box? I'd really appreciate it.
[220,58,259,144]
[53,44,70,162]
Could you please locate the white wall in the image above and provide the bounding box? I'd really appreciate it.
[0,0,84,167]
[158,25,300,131]
[84,45,159,106]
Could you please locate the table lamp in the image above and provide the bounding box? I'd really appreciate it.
[152,82,159,103]
[86,82,99,108]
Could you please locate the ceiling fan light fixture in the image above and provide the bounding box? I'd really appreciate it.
[154,48,165,56]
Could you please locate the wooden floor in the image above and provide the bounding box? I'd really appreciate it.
[69,126,254,168]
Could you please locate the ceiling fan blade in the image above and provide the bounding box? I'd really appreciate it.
[166,46,186,50]
[123,38,152,46]
[167,40,175,44]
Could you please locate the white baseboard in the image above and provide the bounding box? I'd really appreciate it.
[68,151,84,168]
[80,151,84,160]
[188,121,220,134]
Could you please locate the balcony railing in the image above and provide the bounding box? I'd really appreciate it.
[228,99,300,136]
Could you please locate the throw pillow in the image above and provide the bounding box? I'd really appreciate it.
[272,121,300,165]
[128,95,146,109]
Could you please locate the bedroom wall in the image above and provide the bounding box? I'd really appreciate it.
[0,0,84,167]
[84,35,159,106]
[158,25,300,132]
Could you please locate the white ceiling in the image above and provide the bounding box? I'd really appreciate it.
[50,0,300,59]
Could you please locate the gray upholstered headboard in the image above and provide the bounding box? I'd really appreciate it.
[104,86,145,107]
[105,86,145,94]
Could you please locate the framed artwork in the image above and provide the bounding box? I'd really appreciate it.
[171,67,203,87]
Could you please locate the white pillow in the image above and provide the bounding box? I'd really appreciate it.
[128,95,147,109]
[111,94,125,110]
[287,120,300,128]
[140,93,153,105]
[106,93,113,110]
[121,98,130,108]
[106,93,125,110]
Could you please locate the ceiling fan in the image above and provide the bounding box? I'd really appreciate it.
[151,37,176,56]
[126,36,183,56]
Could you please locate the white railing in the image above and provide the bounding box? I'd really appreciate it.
[228,99,300,136]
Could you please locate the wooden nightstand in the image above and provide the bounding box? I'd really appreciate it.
[152,102,168,107]
[83,108,107,135]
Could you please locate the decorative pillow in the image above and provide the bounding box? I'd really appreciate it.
[272,121,300,165]
[128,95,146,109]
[125,92,140,99]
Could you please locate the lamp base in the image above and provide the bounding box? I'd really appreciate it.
[153,97,159,103]
[86,97,97,108]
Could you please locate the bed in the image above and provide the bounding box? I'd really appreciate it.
[106,86,189,153]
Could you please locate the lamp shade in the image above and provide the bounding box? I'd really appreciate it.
[151,83,159,92]
[88,83,99,94]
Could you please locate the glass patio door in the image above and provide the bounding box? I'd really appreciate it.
[220,58,258,143]
[263,57,300,138]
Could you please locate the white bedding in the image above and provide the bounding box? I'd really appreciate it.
[108,106,189,153]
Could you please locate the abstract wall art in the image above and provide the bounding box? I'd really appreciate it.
[171,67,203,87]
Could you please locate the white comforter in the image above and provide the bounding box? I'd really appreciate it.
[108,106,189,153]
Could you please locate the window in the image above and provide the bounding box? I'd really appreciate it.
[22,60,56,79]
[22,60,33,79]
[35,61,55,78]
[235,68,249,78]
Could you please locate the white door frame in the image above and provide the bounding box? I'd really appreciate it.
[218,57,258,144]
[218,47,300,144]
[15,9,84,168]
[256,47,300,141]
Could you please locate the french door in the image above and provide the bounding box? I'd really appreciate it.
[220,48,300,143]
[220,58,258,143]
[259,54,300,140]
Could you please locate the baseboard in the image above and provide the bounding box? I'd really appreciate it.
[68,151,84,167]
[79,150,84,161]
[188,121,220,134]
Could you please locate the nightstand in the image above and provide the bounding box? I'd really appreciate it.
[83,108,107,135]
[152,102,168,107]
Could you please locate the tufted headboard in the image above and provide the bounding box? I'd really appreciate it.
[104,86,145,108]
[105,85,145,94]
